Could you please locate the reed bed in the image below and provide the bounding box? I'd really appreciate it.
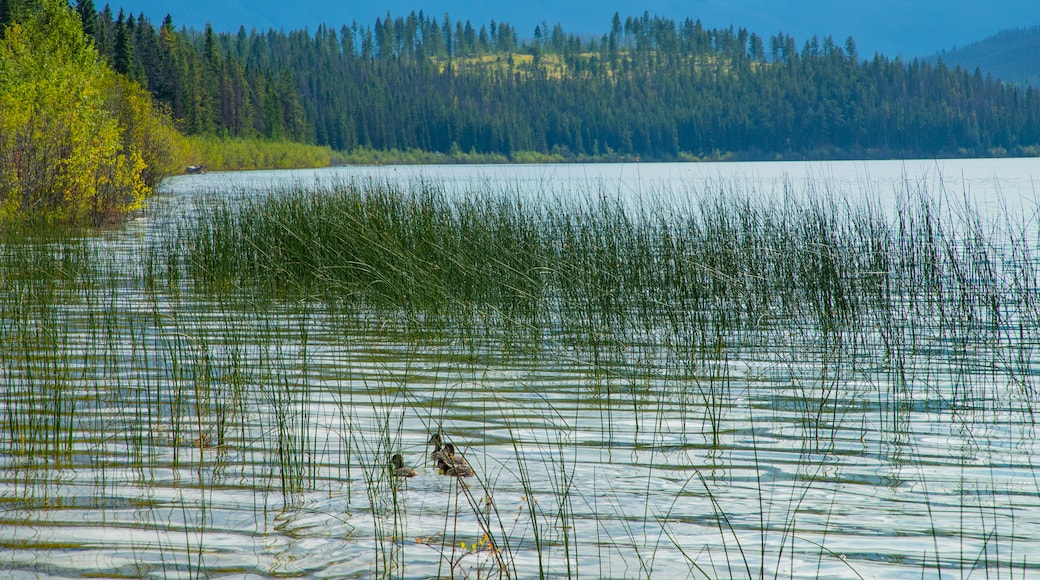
[1,175,1039,578]
[177,178,1040,401]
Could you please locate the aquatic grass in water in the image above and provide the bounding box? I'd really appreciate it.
[2,173,1040,577]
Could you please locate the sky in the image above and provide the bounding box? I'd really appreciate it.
[109,0,1039,58]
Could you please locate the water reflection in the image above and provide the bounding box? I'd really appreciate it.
[3,160,1040,577]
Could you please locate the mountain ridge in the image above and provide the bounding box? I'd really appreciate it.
[929,26,1040,88]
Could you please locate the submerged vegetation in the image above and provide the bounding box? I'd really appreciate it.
[2,172,1039,576]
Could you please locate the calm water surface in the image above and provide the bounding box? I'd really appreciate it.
[3,159,1040,578]
[174,157,1040,214]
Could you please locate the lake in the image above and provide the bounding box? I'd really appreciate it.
[170,156,1040,212]
[2,158,1040,578]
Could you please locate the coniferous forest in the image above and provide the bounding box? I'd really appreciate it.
[32,4,1040,159]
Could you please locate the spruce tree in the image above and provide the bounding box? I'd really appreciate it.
[113,8,131,75]
[75,0,94,38]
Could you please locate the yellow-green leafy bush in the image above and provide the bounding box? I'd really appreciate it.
[0,0,186,225]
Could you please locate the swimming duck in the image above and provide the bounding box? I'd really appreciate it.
[443,443,469,467]
[437,457,474,477]
[428,433,449,464]
[391,453,418,477]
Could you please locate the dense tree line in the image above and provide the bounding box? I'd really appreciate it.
[77,7,1040,159]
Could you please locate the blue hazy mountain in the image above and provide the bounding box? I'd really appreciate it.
[928,26,1040,87]
[110,0,1038,58]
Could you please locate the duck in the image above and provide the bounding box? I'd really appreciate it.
[437,457,474,477]
[443,443,469,467]
[428,433,449,464]
[391,453,418,477]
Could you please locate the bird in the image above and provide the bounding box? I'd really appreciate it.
[391,453,418,477]
[443,443,469,467]
[429,433,449,464]
[437,457,474,477]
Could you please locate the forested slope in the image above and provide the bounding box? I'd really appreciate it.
[81,8,1040,160]
[930,26,1040,89]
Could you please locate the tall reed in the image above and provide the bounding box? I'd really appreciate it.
[3,174,1039,577]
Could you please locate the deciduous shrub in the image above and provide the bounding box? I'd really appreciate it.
[0,0,186,226]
